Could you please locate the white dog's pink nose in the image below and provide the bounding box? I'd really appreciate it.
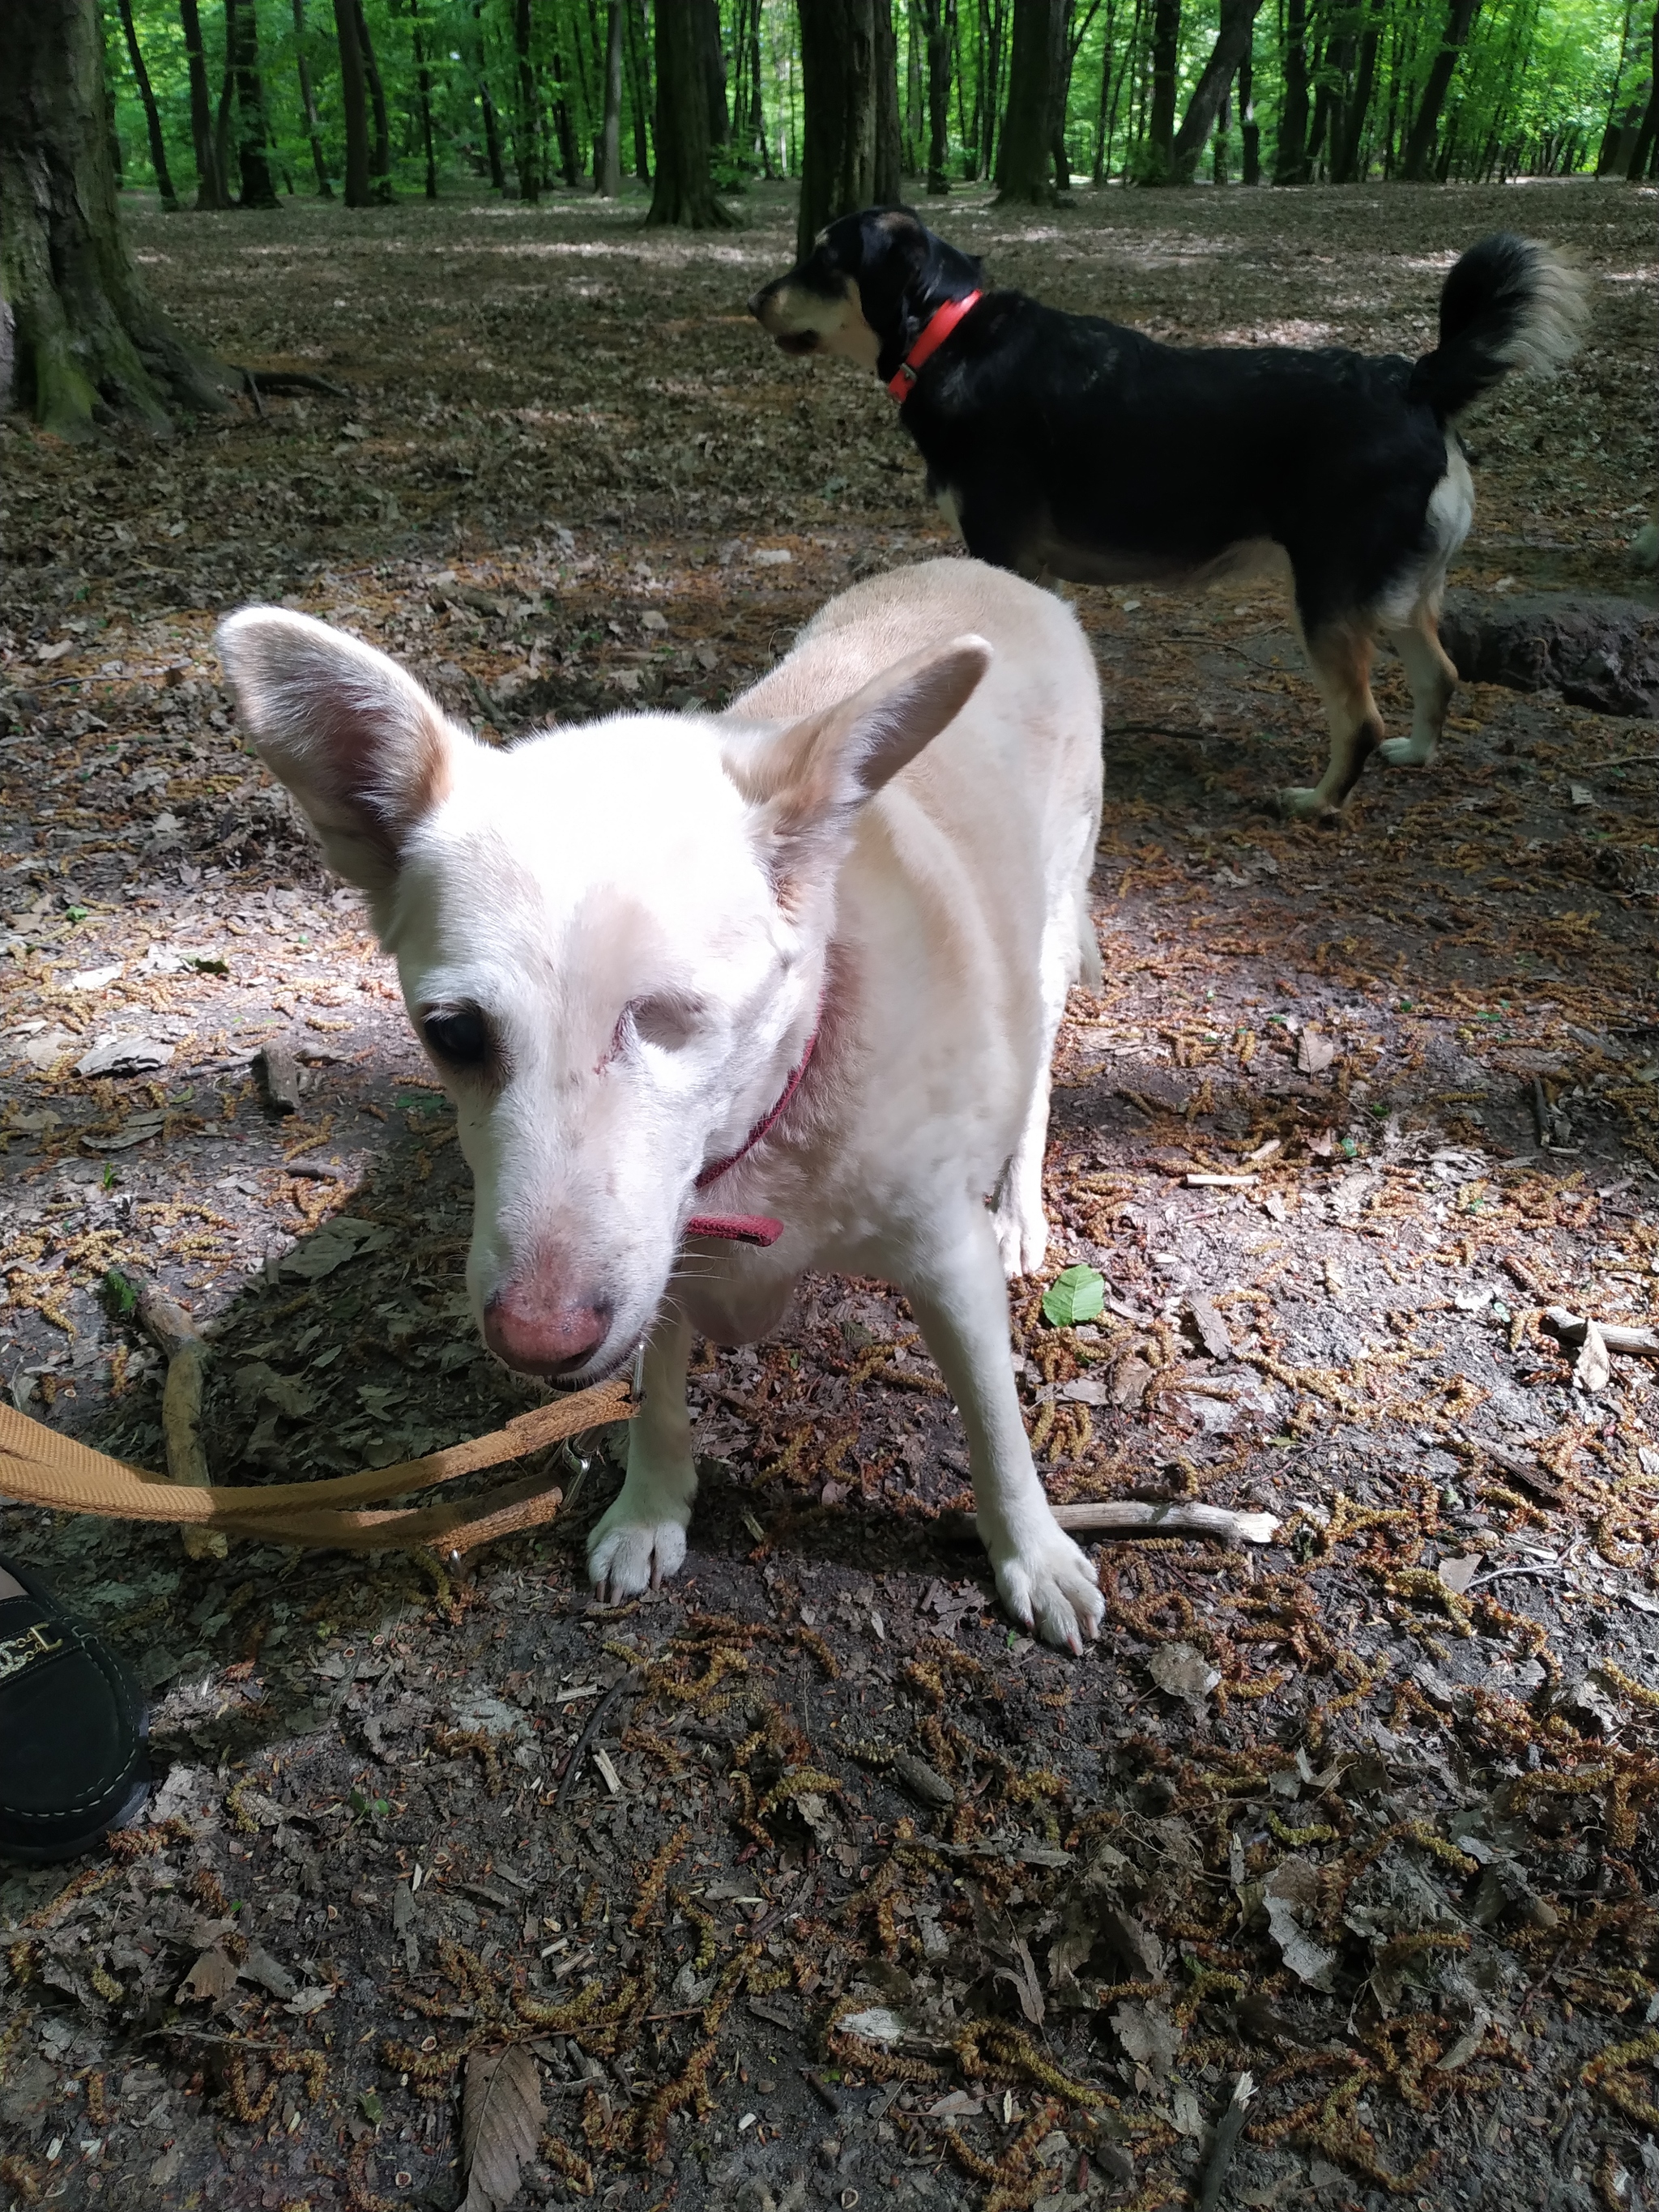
[483,1285,610,1377]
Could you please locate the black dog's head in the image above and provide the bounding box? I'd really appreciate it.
[748,207,983,378]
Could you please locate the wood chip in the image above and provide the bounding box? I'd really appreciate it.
[256,1041,305,1114]
[1184,1293,1234,1360]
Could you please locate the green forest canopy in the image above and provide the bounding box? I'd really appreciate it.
[108,0,1653,210]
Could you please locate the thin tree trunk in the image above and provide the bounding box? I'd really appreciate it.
[1333,0,1384,179]
[510,0,539,199]
[697,0,730,155]
[597,0,625,192]
[796,0,902,256]
[1629,3,1659,176]
[1168,0,1264,178]
[1239,42,1260,178]
[647,0,737,224]
[332,0,371,204]
[924,0,955,189]
[230,0,279,206]
[1597,0,1638,170]
[1145,0,1179,176]
[471,2,506,190]
[356,0,394,199]
[292,0,333,194]
[215,2,237,198]
[996,0,1066,199]
[1401,0,1482,178]
[0,0,232,436]
[628,0,651,178]
[1274,0,1309,177]
[750,0,775,174]
[408,0,438,198]
[552,49,582,185]
[177,0,227,207]
[116,0,181,208]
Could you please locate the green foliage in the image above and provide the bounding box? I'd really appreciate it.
[1041,1264,1107,1328]
[104,0,1641,225]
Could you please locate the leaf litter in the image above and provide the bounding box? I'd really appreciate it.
[0,177,1656,2211]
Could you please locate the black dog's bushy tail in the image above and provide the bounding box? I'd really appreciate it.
[1408,234,1587,420]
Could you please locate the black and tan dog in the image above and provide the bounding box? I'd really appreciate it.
[750,209,1585,819]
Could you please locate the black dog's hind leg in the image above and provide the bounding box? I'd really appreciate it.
[1280,617,1386,822]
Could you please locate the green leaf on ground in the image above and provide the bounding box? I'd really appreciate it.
[1042,1264,1106,1328]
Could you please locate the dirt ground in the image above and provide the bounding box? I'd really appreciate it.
[2,176,1657,2212]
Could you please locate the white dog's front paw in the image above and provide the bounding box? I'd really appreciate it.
[1375,733,1437,769]
[587,1492,690,1601]
[992,1200,1049,1282]
[989,1525,1103,1654]
[1277,784,1333,821]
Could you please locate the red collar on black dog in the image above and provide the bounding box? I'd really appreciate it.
[684,1021,820,1247]
[886,292,983,403]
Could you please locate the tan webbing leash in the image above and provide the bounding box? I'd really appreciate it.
[0,1379,633,1559]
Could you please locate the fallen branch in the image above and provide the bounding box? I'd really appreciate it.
[1587,753,1659,774]
[1542,1308,1659,1358]
[137,1281,224,1562]
[554,1670,640,1810]
[943,1500,1280,1547]
[230,365,349,399]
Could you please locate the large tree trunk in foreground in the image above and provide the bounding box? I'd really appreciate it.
[596,0,625,194]
[996,0,1066,202]
[1167,0,1265,180]
[331,0,371,204]
[648,0,736,226]
[0,0,231,437]
[116,0,181,209]
[796,0,902,257]
[177,0,228,207]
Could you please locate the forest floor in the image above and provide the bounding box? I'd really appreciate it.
[1,176,1657,2212]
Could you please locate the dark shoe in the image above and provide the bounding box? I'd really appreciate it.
[0,1554,150,1864]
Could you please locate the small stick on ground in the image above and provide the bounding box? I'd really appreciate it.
[555,1669,641,1809]
[1196,2073,1254,2212]
[1542,1307,1659,1358]
[137,1282,224,1562]
[945,1501,1280,1547]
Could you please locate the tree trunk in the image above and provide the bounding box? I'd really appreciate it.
[1239,42,1260,178]
[923,0,955,190]
[1274,0,1310,179]
[512,0,539,200]
[471,1,506,190]
[628,0,651,179]
[747,0,775,174]
[1400,0,1482,178]
[332,0,371,204]
[230,0,279,207]
[796,0,902,254]
[1144,0,1179,177]
[215,0,238,196]
[647,0,736,225]
[1167,0,1264,179]
[596,0,625,192]
[995,0,1066,200]
[552,50,582,185]
[407,0,438,198]
[1629,5,1659,176]
[696,0,730,154]
[356,0,394,201]
[116,0,181,209]
[291,0,333,194]
[177,0,227,207]
[0,0,232,436]
[1332,0,1384,180]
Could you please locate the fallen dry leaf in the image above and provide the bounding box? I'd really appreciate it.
[460,2044,546,2212]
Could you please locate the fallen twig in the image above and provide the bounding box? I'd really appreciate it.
[945,1499,1279,1547]
[1586,753,1659,774]
[137,1281,224,1562]
[1542,1307,1659,1359]
[230,366,349,399]
[1196,2073,1255,2212]
[554,1670,640,1810]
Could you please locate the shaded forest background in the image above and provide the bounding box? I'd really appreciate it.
[104,0,1659,236]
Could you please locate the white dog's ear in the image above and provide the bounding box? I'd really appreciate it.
[734,633,992,888]
[216,607,463,902]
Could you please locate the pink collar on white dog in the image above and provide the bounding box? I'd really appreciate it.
[684,1021,819,1247]
[887,292,983,403]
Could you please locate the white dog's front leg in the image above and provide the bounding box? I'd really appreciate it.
[906,1218,1104,1654]
[586,1309,697,1601]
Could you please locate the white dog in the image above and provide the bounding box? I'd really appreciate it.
[218,559,1107,1651]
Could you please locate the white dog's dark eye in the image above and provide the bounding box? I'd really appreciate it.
[628,995,699,1052]
[422,1007,491,1068]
